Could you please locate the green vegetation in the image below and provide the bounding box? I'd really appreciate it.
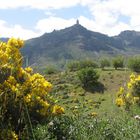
[77,67,99,91]
[78,60,98,69]
[112,57,124,69]
[32,69,140,140]
[33,114,140,140]
[128,57,140,72]
[43,65,58,74]
[100,58,110,69]
[67,61,80,71]
[67,60,98,71]
[2,38,140,139]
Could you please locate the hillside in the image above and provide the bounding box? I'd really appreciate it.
[6,22,140,67]
[46,69,131,116]
[22,23,112,66]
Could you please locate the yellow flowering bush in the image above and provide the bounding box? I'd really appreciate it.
[0,38,64,139]
[116,73,140,109]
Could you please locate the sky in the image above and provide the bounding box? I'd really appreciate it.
[0,0,140,40]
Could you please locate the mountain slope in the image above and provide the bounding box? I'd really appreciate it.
[0,38,9,42]
[21,23,140,67]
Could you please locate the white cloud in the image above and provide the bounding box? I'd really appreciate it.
[1,0,140,38]
[84,0,140,28]
[0,20,39,40]
[33,0,140,36]
[77,16,130,36]
[0,0,80,9]
[35,15,130,37]
[36,17,76,33]
[79,0,140,34]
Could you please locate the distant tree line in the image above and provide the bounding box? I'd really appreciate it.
[66,56,140,72]
[36,56,140,75]
[67,60,98,71]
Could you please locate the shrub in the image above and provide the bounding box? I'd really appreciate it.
[116,73,140,109]
[100,58,110,69]
[128,57,140,72]
[0,38,64,139]
[77,67,99,90]
[67,60,98,71]
[67,61,80,71]
[112,57,124,69]
[78,60,98,69]
[43,65,58,74]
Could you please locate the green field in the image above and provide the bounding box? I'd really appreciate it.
[32,69,140,140]
[46,69,131,116]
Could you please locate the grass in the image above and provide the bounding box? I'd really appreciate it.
[46,68,132,117]
[31,68,140,140]
[33,111,140,140]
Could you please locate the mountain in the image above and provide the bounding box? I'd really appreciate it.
[20,22,140,67]
[114,30,140,48]
[0,38,9,42]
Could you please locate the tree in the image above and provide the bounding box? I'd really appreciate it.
[67,60,98,71]
[43,65,58,74]
[67,61,80,71]
[78,60,98,69]
[128,57,140,72]
[100,58,110,69]
[112,57,124,69]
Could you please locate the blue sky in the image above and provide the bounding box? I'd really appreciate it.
[0,0,140,39]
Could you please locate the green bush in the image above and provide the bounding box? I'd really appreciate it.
[112,57,124,69]
[67,60,98,71]
[77,67,99,89]
[100,58,110,69]
[78,60,98,69]
[128,57,140,72]
[43,66,58,74]
[67,61,80,71]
